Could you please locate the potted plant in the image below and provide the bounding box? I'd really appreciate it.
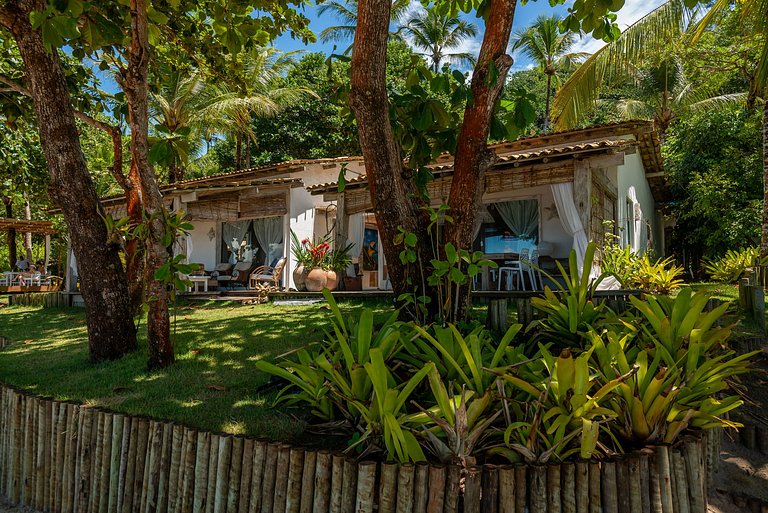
[327,242,355,291]
[303,238,331,292]
[290,231,311,291]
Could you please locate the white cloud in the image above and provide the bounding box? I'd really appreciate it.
[570,0,668,55]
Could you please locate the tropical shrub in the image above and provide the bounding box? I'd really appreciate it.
[703,247,766,283]
[256,250,754,466]
[601,239,684,293]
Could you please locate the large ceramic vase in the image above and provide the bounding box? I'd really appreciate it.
[292,264,307,291]
[325,270,339,291]
[304,267,328,292]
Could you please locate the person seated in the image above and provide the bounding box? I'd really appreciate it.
[14,257,29,272]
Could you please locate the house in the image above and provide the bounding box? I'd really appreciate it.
[64,120,666,295]
[308,120,666,289]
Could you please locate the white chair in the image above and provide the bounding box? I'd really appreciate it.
[520,248,538,290]
[498,262,525,291]
[0,273,10,286]
[529,250,543,290]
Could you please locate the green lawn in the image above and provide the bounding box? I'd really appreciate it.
[0,298,391,443]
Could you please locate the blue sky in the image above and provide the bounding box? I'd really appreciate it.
[272,0,667,71]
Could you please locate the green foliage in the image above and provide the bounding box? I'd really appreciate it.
[530,242,612,348]
[601,237,684,293]
[703,247,766,283]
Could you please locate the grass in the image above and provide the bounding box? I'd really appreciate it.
[0,298,392,443]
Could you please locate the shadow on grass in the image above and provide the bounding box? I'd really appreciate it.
[0,299,393,442]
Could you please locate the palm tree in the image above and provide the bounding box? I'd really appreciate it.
[510,15,587,130]
[401,6,479,72]
[149,48,316,181]
[318,0,411,54]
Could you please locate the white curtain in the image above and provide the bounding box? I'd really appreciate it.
[494,200,539,240]
[551,183,589,273]
[626,187,644,253]
[347,213,365,277]
[186,234,193,261]
[253,216,284,266]
[221,221,250,264]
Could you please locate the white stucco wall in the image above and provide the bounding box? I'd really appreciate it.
[187,220,218,270]
[616,152,659,255]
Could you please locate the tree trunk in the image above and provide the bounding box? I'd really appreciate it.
[3,196,17,269]
[444,0,516,319]
[761,99,768,256]
[245,137,251,170]
[544,72,552,132]
[2,0,137,360]
[23,193,33,262]
[123,0,174,370]
[349,0,435,314]
[235,134,243,171]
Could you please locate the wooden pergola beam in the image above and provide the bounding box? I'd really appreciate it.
[0,218,56,234]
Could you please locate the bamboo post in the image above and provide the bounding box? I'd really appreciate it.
[616,457,631,513]
[498,466,515,513]
[396,463,415,513]
[22,397,34,505]
[272,444,291,513]
[378,462,398,513]
[225,436,244,513]
[10,393,22,504]
[683,440,705,513]
[514,465,527,513]
[547,464,562,513]
[601,461,618,513]
[414,463,429,513]
[329,454,344,513]
[312,451,332,513]
[655,447,674,513]
[237,438,254,513]
[178,428,197,513]
[76,407,94,513]
[285,448,305,513]
[157,423,173,513]
[259,442,280,513]
[192,431,211,513]
[444,465,461,513]
[562,462,576,513]
[168,425,184,513]
[97,413,113,513]
[116,414,133,513]
[213,435,233,513]
[354,461,377,513]
[43,400,53,512]
[649,449,663,513]
[248,441,267,513]
[87,411,104,513]
[298,449,316,513]
[529,465,547,513]
[133,418,151,513]
[640,451,651,513]
[143,421,164,513]
[427,464,446,513]
[671,451,690,513]
[575,461,589,513]
[628,454,643,513]
[340,458,358,513]
[482,465,500,513]
[205,434,220,513]
[463,466,482,513]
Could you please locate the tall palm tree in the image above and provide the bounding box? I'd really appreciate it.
[318,0,411,54]
[401,6,479,72]
[510,15,587,130]
[150,48,316,181]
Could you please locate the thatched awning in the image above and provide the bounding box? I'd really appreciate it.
[0,218,56,234]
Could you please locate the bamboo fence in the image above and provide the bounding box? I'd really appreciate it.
[7,292,68,308]
[0,385,716,513]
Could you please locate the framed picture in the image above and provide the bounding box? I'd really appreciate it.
[362,227,379,271]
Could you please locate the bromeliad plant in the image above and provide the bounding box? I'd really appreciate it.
[703,247,767,283]
[256,250,755,465]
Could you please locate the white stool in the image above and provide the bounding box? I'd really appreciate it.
[498,264,525,291]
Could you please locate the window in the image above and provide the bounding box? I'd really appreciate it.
[625,198,634,247]
[475,199,540,254]
[220,217,284,266]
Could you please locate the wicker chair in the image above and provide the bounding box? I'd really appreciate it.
[219,261,257,289]
[249,257,286,289]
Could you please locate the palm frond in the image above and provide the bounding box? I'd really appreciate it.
[686,92,748,113]
[551,0,697,130]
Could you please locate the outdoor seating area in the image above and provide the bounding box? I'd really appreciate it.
[184,257,287,293]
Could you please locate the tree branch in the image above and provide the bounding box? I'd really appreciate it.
[0,72,131,192]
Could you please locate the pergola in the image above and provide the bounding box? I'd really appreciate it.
[0,218,56,274]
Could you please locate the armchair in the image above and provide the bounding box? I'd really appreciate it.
[249,257,286,290]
